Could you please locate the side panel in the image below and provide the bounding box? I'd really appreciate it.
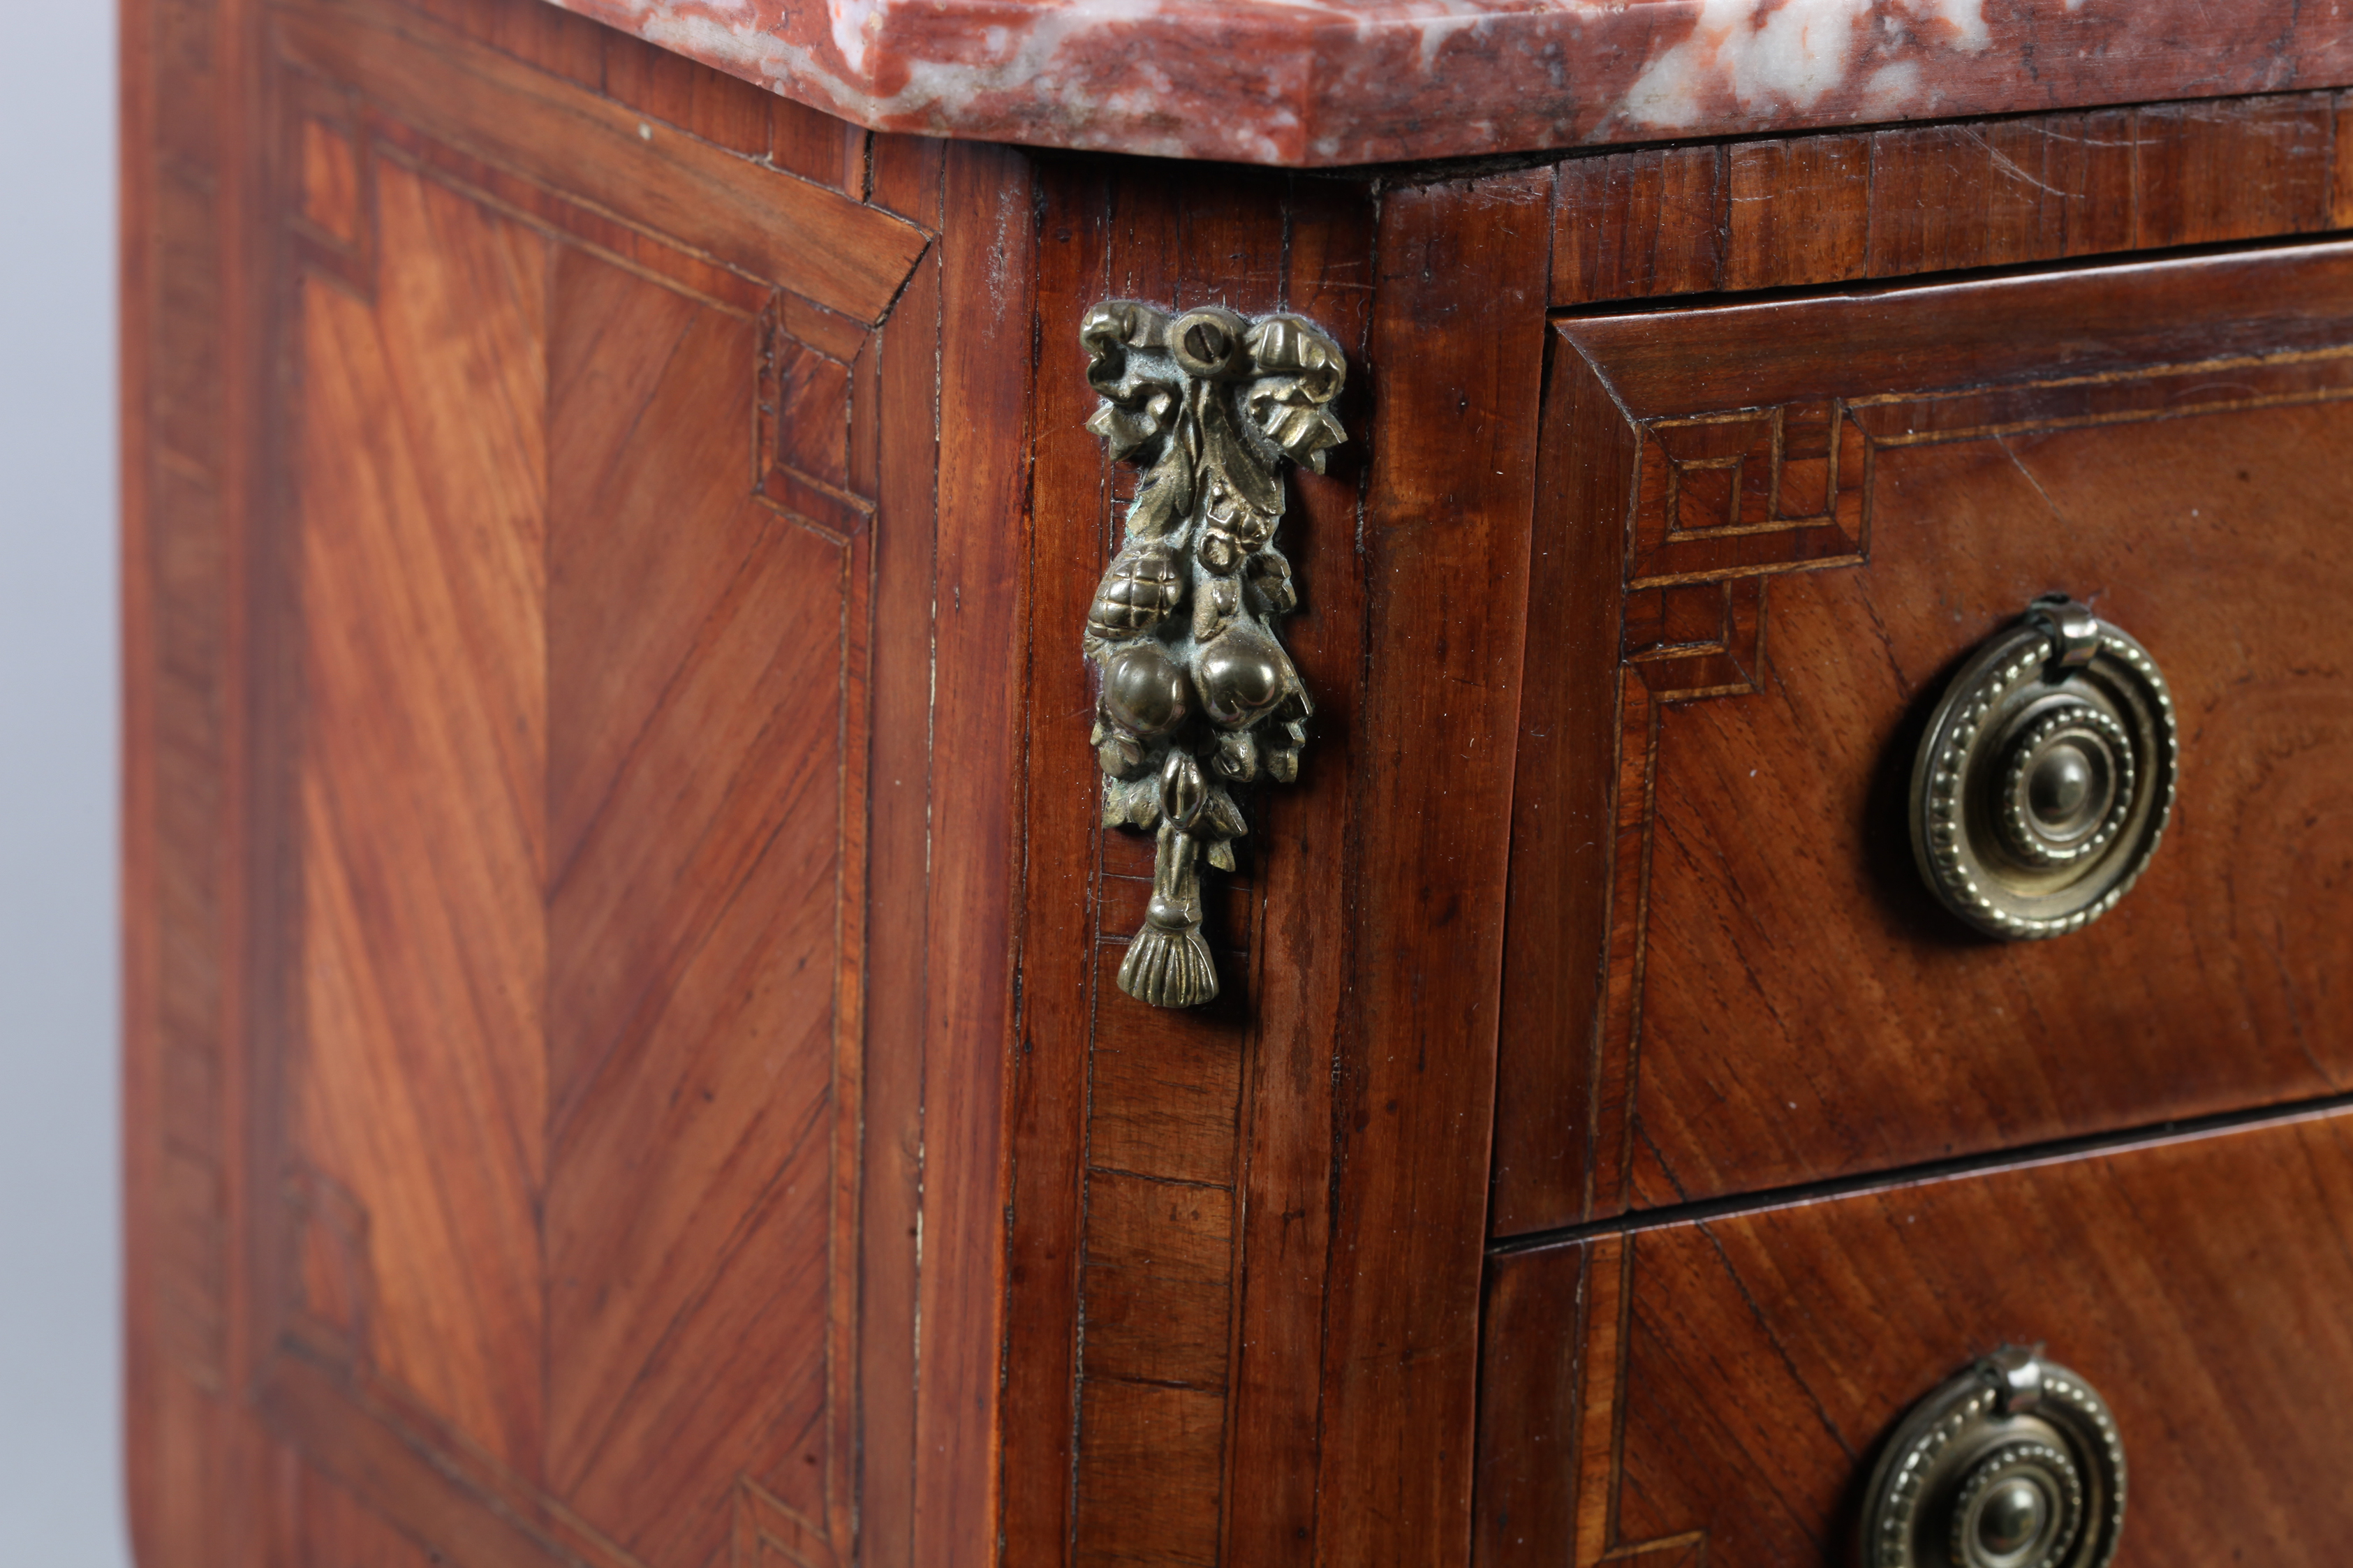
[276,126,861,1565]
[124,3,1022,1565]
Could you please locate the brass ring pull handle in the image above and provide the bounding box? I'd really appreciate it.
[1862,1346,2127,1568]
[1911,596,2178,938]
[1079,302,1348,1008]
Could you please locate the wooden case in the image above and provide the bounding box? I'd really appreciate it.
[122,0,2353,1561]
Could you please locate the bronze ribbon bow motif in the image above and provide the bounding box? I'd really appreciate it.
[1080,300,1348,1008]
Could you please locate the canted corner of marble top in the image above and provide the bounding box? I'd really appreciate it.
[554,0,2351,167]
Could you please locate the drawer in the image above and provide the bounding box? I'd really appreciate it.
[1475,1104,2353,1567]
[1496,242,2353,1235]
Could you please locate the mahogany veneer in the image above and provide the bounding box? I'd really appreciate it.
[1496,242,2353,1236]
[1478,1104,2353,1568]
[124,1,2353,1565]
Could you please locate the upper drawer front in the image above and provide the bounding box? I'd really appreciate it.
[1496,242,2353,1235]
[1475,1104,2353,1568]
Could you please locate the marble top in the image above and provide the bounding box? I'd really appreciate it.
[556,0,2353,167]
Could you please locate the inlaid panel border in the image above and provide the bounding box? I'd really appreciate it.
[238,7,931,1563]
[1496,261,2353,1240]
[1591,348,2353,1222]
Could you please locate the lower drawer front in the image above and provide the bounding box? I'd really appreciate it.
[1477,1106,2353,1567]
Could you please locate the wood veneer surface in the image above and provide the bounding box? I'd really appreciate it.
[125,3,1024,1565]
[1479,1105,2353,1567]
[125,1,2353,1563]
[1497,241,2353,1236]
[1555,91,2353,305]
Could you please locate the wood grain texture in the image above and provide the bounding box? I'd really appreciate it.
[2133,92,2334,249]
[910,135,1035,1568]
[272,0,929,323]
[281,132,860,1563]
[1014,155,1590,1568]
[138,50,1566,1555]
[1004,154,1556,1568]
[598,22,772,157]
[1217,171,1376,1568]
[401,0,877,193]
[1489,346,1632,1239]
[413,0,604,87]
[1496,241,2353,1238]
[1009,158,1381,1568]
[859,226,940,1568]
[1470,1238,1586,1568]
[1551,145,1721,306]
[1553,92,2353,307]
[1315,169,1552,1568]
[1723,133,1871,291]
[128,3,994,1565]
[997,151,1109,1568]
[292,155,552,1473]
[1482,1106,2353,1567]
[124,0,281,1562]
[272,1458,449,1568]
[1864,111,2137,279]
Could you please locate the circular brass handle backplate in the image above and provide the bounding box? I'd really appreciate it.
[1861,1347,2127,1568]
[1911,596,2178,938]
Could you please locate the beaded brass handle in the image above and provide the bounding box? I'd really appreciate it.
[1861,1346,2126,1568]
[1079,302,1346,1008]
[1912,596,2178,939]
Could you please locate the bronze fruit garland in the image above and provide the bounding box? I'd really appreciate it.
[1079,300,1347,1008]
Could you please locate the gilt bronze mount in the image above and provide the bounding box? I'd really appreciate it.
[1079,301,1347,1008]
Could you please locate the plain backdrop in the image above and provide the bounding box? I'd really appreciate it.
[0,1,132,1565]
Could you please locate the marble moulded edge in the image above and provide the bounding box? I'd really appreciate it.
[555,0,2353,168]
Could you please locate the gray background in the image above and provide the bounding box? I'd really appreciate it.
[1,1,133,1564]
